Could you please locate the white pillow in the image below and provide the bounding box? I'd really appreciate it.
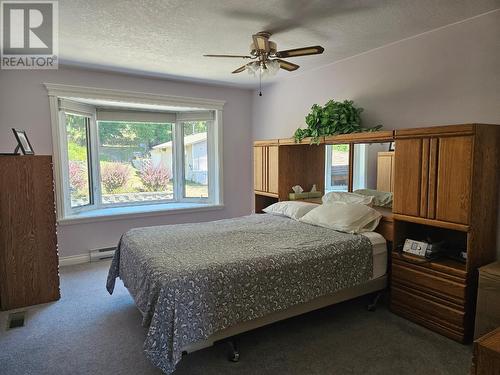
[299,202,382,234]
[322,191,374,206]
[263,201,318,220]
[354,189,393,208]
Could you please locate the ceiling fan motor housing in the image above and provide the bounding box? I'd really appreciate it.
[250,41,277,56]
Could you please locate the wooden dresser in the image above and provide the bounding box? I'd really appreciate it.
[472,327,500,375]
[0,155,60,310]
[390,124,500,343]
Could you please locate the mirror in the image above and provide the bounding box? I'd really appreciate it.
[352,142,394,207]
[325,144,350,192]
[352,142,394,193]
[324,141,394,207]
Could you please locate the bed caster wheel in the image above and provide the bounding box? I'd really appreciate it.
[228,351,240,362]
[366,292,382,312]
[226,340,240,362]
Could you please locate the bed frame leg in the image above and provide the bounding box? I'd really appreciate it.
[367,291,382,312]
[226,339,240,362]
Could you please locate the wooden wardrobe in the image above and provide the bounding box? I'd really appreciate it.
[0,156,60,310]
[391,124,500,343]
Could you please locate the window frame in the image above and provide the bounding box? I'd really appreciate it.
[324,143,351,193]
[46,84,225,222]
[95,119,177,209]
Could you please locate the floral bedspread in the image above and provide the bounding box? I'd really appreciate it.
[107,214,373,374]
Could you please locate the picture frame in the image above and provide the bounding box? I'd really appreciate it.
[12,128,35,155]
[388,141,395,151]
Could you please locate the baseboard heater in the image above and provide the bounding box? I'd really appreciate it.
[89,247,116,262]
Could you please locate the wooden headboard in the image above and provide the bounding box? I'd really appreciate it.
[373,206,394,243]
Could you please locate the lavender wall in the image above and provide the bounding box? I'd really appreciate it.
[0,66,253,258]
[252,11,500,258]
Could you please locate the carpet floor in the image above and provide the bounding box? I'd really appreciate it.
[0,261,472,375]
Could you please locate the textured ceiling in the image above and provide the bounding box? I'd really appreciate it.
[59,0,499,88]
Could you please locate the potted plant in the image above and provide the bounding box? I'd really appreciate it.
[293,99,382,144]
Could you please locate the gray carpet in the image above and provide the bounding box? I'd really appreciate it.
[0,261,472,375]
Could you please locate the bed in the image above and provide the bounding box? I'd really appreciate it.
[107,213,388,374]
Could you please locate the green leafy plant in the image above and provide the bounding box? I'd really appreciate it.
[101,162,131,193]
[293,99,382,144]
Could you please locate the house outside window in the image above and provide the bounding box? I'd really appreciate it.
[325,144,350,192]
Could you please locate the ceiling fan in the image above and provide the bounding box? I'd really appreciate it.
[204,31,324,94]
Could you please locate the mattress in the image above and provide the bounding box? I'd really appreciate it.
[363,231,388,280]
[107,214,378,375]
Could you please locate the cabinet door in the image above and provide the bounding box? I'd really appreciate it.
[253,146,264,192]
[377,152,394,192]
[435,136,473,225]
[393,139,423,216]
[267,146,279,194]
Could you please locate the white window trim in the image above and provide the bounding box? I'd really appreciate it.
[324,144,350,193]
[46,83,225,222]
[352,144,367,191]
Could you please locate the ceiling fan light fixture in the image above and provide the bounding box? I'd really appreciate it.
[246,62,257,76]
[267,59,280,75]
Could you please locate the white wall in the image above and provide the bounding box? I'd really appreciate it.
[252,10,500,258]
[0,66,253,258]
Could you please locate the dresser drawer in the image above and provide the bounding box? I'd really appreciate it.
[391,284,466,329]
[392,261,466,303]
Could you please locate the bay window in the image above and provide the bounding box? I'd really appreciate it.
[46,85,224,222]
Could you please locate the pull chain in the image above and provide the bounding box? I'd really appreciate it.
[259,68,262,96]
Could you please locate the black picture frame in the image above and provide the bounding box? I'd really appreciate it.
[12,128,35,155]
[388,141,395,151]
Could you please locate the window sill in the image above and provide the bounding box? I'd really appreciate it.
[58,203,224,226]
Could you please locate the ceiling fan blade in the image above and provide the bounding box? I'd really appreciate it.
[232,65,248,74]
[276,59,299,72]
[252,33,270,52]
[204,54,253,59]
[275,46,324,58]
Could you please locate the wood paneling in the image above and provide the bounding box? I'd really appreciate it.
[392,285,466,328]
[253,140,279,146]
[375,221,394,243]
[278,137,324,145]
[392,213,470,232]
[254,194,278,213]
[376,152,394,192]
[435,136,473,225]
[253,146,264,192]
[395,124,475,139]
[393,138,422,216]
[467,125,500,272]
[324,130,394,144]
[427,138,439,219]
[0,156,60,310]
[420,139,430,217]
[472,327,500,375]
[277,144,325,201]
[392,262,466,301]
[267,146,279,195]
[391,298,465,342]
